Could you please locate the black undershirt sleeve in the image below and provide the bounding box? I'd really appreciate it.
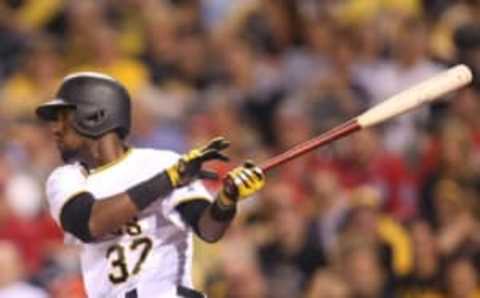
[60,192,96,243]
[176,199,210,237]
[127,171,174,210]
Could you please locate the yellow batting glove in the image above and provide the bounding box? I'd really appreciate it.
[166,137,230,188]
[217,161,265,208]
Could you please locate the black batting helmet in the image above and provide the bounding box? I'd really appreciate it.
[35,72,131,139]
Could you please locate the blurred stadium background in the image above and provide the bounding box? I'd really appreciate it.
[1,0,480,297]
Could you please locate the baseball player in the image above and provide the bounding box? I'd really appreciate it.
[35,72,265,298]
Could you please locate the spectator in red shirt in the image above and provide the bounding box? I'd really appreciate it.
[325,129,417,221]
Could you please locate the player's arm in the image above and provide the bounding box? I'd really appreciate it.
[59,138,230,242]
[176,162,265,243]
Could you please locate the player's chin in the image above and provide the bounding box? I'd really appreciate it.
[59,148,80,162]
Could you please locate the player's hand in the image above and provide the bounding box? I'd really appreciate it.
[218,161,265,207]
[166,137,230,188]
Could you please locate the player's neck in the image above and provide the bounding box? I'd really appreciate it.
[88,134,128,170]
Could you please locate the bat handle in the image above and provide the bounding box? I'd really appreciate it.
[260,119,361,172]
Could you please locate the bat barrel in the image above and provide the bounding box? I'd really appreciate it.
[357,64,473,128]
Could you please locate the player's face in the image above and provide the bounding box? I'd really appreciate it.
[48,109,86,162]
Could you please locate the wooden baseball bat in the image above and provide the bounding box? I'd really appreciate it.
[261,64,473,172]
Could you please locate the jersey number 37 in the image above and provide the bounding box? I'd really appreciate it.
[106,219,153,284]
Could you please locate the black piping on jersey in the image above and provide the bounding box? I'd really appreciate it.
[174,235,189,287]
[173,196,211,207]
[60,192,96,242]
[174,198,209,288]
[125,288,138,298]
[177,286,205,298]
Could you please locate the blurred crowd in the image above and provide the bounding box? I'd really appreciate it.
[1,0,480,297]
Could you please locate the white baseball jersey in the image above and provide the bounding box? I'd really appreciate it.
[45,148,212,298]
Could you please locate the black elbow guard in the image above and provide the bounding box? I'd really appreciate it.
[60,192,95,242]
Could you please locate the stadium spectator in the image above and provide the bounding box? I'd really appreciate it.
[0,1,478,297]
[445,257,480,298]
[399,219,444,298]
[0,36,62,120]
[306,270,351,298]
[0,241,48,298]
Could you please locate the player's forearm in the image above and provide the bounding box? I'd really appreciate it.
[194,162,265,242]
[176,198,236,243]
[197,202,236,243]
[89,195,138,239]
[89,171,175,239]
[62,172,175,241]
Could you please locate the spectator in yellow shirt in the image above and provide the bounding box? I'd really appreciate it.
[69,23,149,96]
[339,186,413,278]
[0,36,62,120]
[0,0,63,33]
